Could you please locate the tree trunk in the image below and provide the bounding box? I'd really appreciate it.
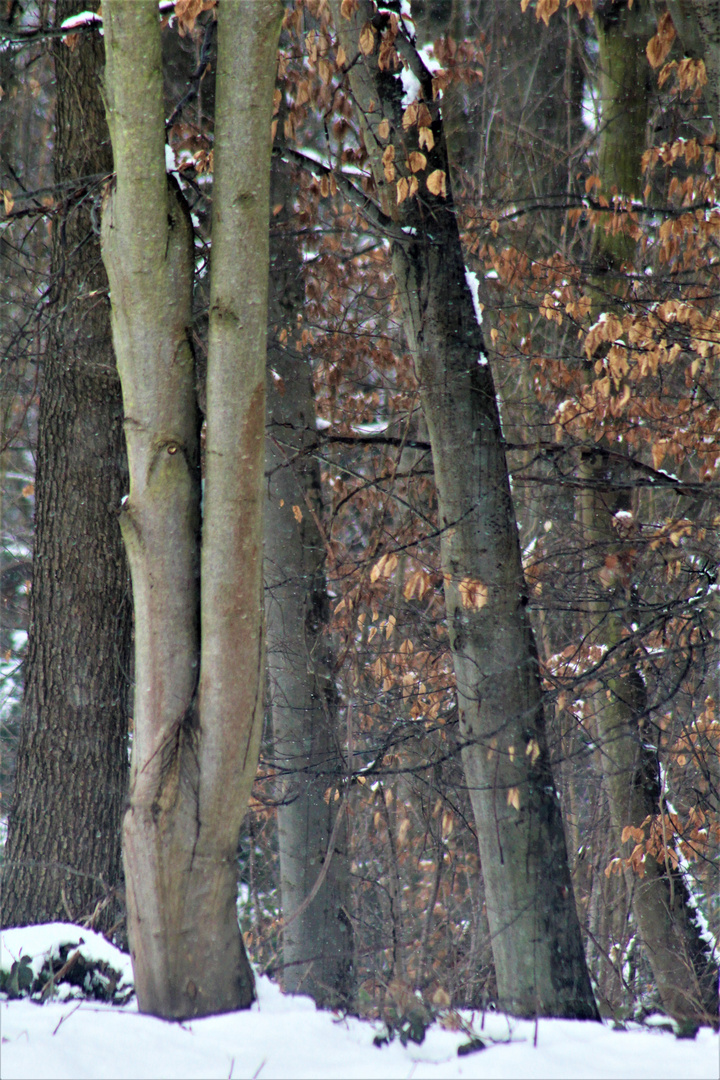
[329,0,598,1020]
[2,0,131,932]
[583,0,719,1024]
[101,0,282,1019]
[664,1,720,135]
[265,159,354,1007]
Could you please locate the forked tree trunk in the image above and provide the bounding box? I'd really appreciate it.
[265,159,354,1007]
[330,0,598,1019]
[2,0,130,932]
[101,0,282,1019]
[583,0,719,1024]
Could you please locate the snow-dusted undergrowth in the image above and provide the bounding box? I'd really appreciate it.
[1,923,717,1079]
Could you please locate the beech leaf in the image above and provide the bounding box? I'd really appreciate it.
[426,169,447,197]
[407,151,427,173]
[359,23,375,56]
[418,126,434,151]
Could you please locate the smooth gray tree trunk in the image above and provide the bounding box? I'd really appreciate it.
[265,159,354,1007]
[101,0,282,1019]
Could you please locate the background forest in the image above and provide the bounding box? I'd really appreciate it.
[1,0,719,1036]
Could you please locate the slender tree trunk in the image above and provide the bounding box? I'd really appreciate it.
[1,0,130,932]
[583,0,719,1024]
[265,159,354,1007]
[101,0,282,1019]
[330,0,598,1019]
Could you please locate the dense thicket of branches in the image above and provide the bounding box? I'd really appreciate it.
[1,0,718,1029]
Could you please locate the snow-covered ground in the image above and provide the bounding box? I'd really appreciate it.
[1,924,718,1080]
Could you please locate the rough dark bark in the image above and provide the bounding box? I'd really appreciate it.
[1,0,130,932]
[329,0,598,1020]
[265,158,354,1008]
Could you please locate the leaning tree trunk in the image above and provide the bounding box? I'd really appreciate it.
[101,0,282,1019]
[2,0,131,932]
[581,0,719,1024]
[329,0,598,1019]
[265,158,354,1007]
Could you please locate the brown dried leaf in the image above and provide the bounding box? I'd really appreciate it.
[403,568,430,601]
[458,577,488,610]
[292,505,303,523]
[402,102,418,129]
[318,58,333,85]
[407,150,427,173]
[536,0,559,26]
[174,0,214,36]
[382,144,396,182]
[417,103,432,127]
[378,117,390,140]
[426,169,446,197]
[359,22,375,55]
[647,11,675,69]
[370,552,398,582]
[567,0,593,16]
[418,126,434,151]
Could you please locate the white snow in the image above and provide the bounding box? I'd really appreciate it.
[464,268,483,325]
[2,924,718,1080]
[400,46,443,106]
[164,144,180,182]
[61,1,173,33]
[352,420,390,435]
[400,65,422,106]
[399,0,415,39]
[59,10,102,30]
[1,924,133,990]
[418,44,443,76]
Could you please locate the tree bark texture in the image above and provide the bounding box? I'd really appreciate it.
[330,0,598,1020]
[100,0,282,1019]
[583,0,719,1024]
[664,1,720,135]
[2,0,131,932]
[265,159,354,1008]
